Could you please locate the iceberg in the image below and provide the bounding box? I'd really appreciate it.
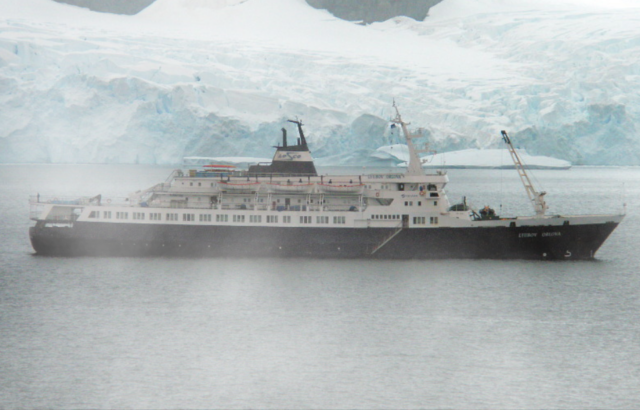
[183,156,272,167]
[373,145,571,169]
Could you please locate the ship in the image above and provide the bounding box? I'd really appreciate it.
[28,105,624,260]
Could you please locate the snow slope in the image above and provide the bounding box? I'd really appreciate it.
[1,0,639,164]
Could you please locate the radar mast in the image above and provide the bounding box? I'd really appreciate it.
[391,102,424,177]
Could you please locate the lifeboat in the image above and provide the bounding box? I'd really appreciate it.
[202,164,236,174]
[218,181,261,192]
[203,164,236,169]
[318,183,365,194]
[266,182,314,194]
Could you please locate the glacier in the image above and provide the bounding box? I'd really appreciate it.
[1,0,639,165]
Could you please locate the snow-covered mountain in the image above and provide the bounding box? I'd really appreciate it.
[1,0,639,165]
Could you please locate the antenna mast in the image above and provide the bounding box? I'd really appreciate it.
[392,102,424,176]
[501,130,547,217]
[288,119,308,147]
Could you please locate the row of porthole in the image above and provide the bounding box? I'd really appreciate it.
[124,243,345,252]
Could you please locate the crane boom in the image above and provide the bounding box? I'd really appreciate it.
[501,130,547,217]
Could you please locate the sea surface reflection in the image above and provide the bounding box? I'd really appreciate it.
[1,164,639,408]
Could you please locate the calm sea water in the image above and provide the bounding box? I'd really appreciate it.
[1,164,639,409]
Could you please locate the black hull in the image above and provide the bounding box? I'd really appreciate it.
[29,221,620,260]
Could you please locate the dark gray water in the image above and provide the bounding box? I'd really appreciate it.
[1,164,640,409]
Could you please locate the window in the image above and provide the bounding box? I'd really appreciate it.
[300,216,312,224]
[283,216,291,223]
[267,215,278,223]
[88,211,99,219]
[150,213,161,221]
[250,215,262,223]
[167,213,178,221]
[233,215,245,223]
[317,216,329,224]
[434,201,438,206]
[413,216,426,225]
[103,211,111,219]
[133,212,145,220]
[183,214,195,222]
[333,216,345,224]
[216,214,228,222]
[116,212,128,220]
[199,214,212,222]
[430,217,439,225]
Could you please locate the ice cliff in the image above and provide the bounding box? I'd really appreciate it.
[0,0,639,165]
